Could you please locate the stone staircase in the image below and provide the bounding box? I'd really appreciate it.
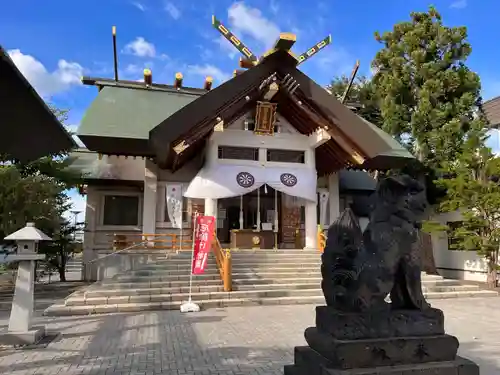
[43,249,498,316]
[65,256,83,273]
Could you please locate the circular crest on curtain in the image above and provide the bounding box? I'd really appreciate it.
[236,171,255,188]
[280,173,298,187]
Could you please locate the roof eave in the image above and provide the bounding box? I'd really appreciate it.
[1,45,77,161]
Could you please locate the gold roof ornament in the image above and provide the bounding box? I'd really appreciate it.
[211,15,332,67]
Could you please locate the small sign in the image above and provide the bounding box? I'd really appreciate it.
[254,101,277,135]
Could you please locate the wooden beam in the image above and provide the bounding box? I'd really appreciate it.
[143,69,152,85]
[174,72,183,89]
[288,95,366,165]
[309,128,331,148]
[273,32,296,51]
[214,117,224,132]
[173,140,189,154]
[262,82,279,101]
[239,57,256,69]
[340,60,360,103]
[261,32,297,60]
[212,15,258,62]
[296,35,332,65]
[204,76,213,90]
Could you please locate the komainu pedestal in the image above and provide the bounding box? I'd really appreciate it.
[284,306,479,374]
[284,174,480,375]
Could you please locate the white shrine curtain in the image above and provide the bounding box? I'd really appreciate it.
[183,164,317,202]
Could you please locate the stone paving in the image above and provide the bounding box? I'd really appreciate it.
[0,298,499,374]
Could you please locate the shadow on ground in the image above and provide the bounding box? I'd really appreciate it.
[0,311,290,374]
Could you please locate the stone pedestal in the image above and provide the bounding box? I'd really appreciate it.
[0,223,51,346]
[284,306,480,375]
[0,255,46,345]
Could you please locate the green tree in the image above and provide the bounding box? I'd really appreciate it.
[368,7,490,274]
[326,75,382,126]
[371,6,485,169]
[41,212,84,282]
[430,144,500,287]
[0,105,83,280]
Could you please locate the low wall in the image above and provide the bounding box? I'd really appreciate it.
[83,249,179,281]
[431,229,488,282]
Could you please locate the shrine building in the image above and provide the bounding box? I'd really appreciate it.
[69,29,414,280]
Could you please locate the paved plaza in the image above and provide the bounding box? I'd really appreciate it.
[0,298,499,374]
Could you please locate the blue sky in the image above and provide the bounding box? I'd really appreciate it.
[2,0,500,218]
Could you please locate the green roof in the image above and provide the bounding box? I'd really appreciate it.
[78,86,201,139]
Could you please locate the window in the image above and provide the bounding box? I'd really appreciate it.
[267,149,305,163]
[102,195,139,226]
[218,146,259,161]
[447,221,463,250]
[164,197,190,223]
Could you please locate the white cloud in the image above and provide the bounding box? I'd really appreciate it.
[164,2,181,20]
[131,1,146,11]
[8,49,83,98]
[450,0,467,9]
[214,36,239,60]
[123,37,156,57]
[187,64,230,84]
[227,2,280,49]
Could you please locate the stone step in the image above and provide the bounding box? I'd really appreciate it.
[45,296,328,316]
[127,266,322,276]
[83,282,328,298]
[153,257,323,266]
[113,271,322,282]
[136,262,322,271]
[94,279,467,295]
[98,278,224,289]
[424,290,498,298]
[66,288,326,306]
[78,283,484,301]
[43,289,498,317]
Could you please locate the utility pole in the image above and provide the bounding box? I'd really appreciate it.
[70,210,81,242]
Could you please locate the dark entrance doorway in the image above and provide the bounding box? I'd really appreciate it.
[217,185,282,246]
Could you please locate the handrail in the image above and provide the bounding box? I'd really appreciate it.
[317,225,327,253]
[212,233,232,292]
[108,232,193,251]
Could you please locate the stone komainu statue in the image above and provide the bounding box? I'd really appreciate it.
[321,173,430,312]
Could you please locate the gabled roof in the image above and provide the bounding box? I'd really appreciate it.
[77,85,202,156]
[0,45,76,162]
[148,51,414,174]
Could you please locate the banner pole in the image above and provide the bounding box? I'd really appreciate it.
[178,186,183,255]
[187,211,197,303]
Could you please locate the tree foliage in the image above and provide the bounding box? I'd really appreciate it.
[326,75,382,126]
[427,144,500,287]
[371,6,486,170]
[0,104,83,280]
[366,6,498,283]
[42,211,84,282]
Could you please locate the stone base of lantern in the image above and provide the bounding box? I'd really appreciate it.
[0,326,46,346]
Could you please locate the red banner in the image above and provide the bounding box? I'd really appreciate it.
[191,215,215,275]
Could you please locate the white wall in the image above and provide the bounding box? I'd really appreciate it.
[430,210,489,282]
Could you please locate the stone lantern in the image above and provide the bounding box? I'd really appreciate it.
[0,222,51,345]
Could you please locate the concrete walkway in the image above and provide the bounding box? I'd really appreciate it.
[0,298,499,374]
